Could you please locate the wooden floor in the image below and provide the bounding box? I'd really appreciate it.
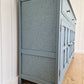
[22,53,84,84]
[63,53,84,84]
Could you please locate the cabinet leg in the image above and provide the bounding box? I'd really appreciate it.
[19,78,22,84]
[72,56,74,59]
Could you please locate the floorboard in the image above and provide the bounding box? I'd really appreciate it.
[63,53,84,84]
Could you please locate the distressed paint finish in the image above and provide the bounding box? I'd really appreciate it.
[19,0,76,84]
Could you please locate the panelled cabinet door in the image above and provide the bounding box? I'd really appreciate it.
[60,19,75,83]
[60,20,70,83]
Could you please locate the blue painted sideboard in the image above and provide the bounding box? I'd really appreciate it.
[19,0,76,84]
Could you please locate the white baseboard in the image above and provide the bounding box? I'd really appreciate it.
[75,50,84,54]
[3,76,18,84]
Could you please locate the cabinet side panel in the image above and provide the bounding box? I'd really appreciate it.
[19,0,59,84]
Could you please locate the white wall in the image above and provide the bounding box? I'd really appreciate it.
[0,0,18,84]
[70,0,84,53]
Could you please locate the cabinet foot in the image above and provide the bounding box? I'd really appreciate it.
[72,56,74,59]
[19,78,22,84]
